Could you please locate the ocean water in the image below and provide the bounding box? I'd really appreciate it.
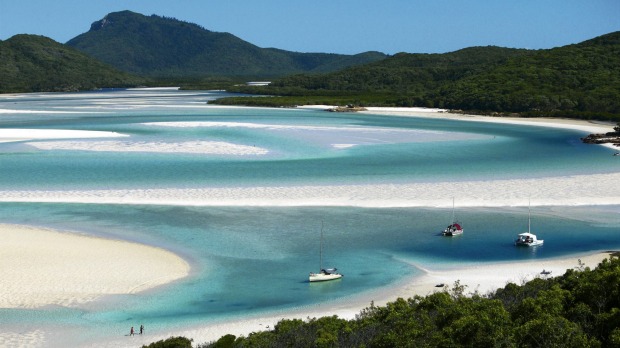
[0,89,619,346]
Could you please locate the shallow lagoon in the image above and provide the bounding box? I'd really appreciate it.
[0,89,619,346]
[1,203,619,345]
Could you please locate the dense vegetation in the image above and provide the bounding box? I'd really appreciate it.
[218,32,620,121]
[66,11,387,78]
[147,255,620,347]
[0,34,145,93]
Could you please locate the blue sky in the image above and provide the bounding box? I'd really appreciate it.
[1,0,618,54]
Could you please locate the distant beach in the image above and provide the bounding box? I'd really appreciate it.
[360,107,619,151]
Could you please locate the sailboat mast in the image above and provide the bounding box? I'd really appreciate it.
[528,199,531,233]
[451,197,455,223]
[319,221,324,271]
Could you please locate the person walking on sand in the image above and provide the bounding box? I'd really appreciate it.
[140,324,144,335]
[130,326,134,336]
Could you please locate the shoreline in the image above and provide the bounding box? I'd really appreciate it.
[133,250,613,346]
[0,223,190,309]
[359,107,619,150]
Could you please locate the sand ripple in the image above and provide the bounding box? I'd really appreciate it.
[26,140,268,155]
[0,172,618,207]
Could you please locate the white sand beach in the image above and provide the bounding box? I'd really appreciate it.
[361,106,615,133]
[361,107,619,150]
[0,224,190,309]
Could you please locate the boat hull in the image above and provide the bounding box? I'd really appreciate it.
[442,229,463,236]
[309,273,343,282]
[515,240,544,247]
[515,232,543,246]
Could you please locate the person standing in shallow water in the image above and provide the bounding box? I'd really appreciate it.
[140,324,144,335]
[130,326,134,336]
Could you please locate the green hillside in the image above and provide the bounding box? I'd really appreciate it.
[0,34,145,93]
[66,11,387,78]
[439,32,620,117]
[224,31,620,120]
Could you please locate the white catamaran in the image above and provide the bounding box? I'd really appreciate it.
[309,222,342,282]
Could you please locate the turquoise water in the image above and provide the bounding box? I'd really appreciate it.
[0,89,619,346]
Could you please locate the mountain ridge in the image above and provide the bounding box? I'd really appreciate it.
[66,10,387,78]
[225,31,620,119]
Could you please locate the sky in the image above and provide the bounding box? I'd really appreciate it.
[1,0,619,55]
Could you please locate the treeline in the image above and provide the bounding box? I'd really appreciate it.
[216,32,620,122]
[145,254,620,347]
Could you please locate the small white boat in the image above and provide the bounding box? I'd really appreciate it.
[309,268,342,282]
[515,232,544,246]
[515,200,543,246]
[309,222,342,282]
[442,197,463,236]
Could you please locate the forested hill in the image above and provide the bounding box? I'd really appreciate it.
[66,11,387,78]
[0,35,145,93]
[237,31,620,120]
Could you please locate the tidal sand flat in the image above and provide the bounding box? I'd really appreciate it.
[26,140,268,156]
[0,129,127,143]
[0,171,618,207]
[0,223,190,309]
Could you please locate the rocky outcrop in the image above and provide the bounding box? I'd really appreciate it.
[581,132,620,147]
[326,105,367,112]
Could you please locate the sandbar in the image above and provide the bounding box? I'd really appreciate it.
[0,224,190,309]
[0,128,127,144]
[26,140,268,156]
[1,171,619,208]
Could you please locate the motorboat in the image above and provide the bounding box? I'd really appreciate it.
[309,222,342,282]
[442,197,463,236]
